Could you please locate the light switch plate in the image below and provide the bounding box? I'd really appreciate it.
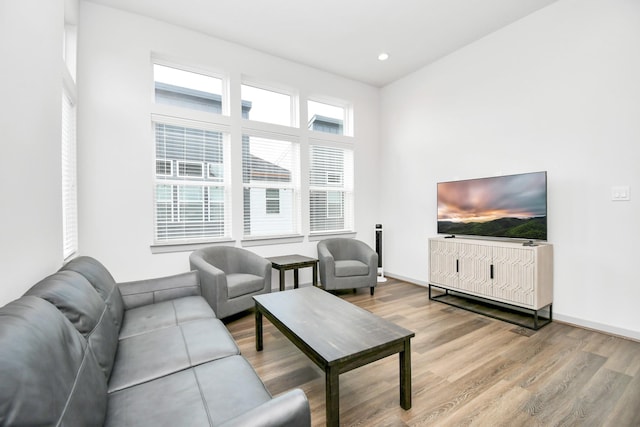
[611,186,630,201]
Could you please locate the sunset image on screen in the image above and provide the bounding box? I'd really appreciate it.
[437,172,547,240]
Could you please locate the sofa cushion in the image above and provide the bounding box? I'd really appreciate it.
[119,271,201,309]
[105,356,272,427]
[108,318,240,393]
[61,256,125,330]
[24,270,120,379]
[0,296,107,426]
[227,273,264,298]
[335,259,369,277]
[119,295,215,339]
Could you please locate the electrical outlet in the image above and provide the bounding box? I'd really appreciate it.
[611,186,630,201]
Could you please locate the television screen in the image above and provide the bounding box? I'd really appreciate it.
[437,171,547,241]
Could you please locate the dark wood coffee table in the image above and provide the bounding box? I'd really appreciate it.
[267,254,318,291]
[253,287,414,427]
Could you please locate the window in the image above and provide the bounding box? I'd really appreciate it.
[154,64,224,114]
[153,123,230,242]
[308,100,347,135]
[62,89,78,259]
[309,145,354,233]
[241,83,293,126]
[242,134,299,237]
[150,61,357,247]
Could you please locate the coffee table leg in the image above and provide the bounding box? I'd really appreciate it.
[400,338,412,409]
[255,308,263,351]
[279,269,285,291]
[325,367,339,427]
[294,268,299,289]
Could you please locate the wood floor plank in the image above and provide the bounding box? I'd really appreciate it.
[224,279,640,426]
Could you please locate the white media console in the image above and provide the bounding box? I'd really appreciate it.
[428,236,553,329]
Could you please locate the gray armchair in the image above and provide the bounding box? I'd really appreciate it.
[189,246,271,319]
[317,238,378,295]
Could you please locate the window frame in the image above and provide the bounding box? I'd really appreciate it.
[241,78,298,128]
[151,116,232,246]
[307,97,352,137]
[241,130,301,240]
[152,59,229,117]
[308,141,354,235]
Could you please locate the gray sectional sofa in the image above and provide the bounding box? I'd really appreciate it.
[0,256,310,426]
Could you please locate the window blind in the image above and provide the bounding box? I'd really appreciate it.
[62,91,78,259]
[154,123,230,242]
[309,145,354,233]
[242,134,299,237]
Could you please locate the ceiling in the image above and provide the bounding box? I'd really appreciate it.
[86,0,558,87]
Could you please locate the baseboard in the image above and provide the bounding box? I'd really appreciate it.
[385,272,640,342]
[553,314,640,342]
[384,272,429,287]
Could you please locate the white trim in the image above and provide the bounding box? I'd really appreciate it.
[150,238,235,254]
[308,135,354,148]
[151,112,231,132]
[151,55,228,87]
[241,120,301,140]
[241,234,304,247]
[307,231,356,241]
[553,313,640,342]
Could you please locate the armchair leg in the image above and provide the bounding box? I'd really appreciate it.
[370,287,375,296]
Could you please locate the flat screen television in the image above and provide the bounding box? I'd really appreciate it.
[437,171,547,241]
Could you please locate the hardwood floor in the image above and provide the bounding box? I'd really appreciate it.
[224,278,640,426]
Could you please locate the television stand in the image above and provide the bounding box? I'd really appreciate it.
[428,237,553,330]
[428,284,552,330]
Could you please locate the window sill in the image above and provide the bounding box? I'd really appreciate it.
[241,234,304,247]
[308,231,356,241]
[150,238,235,254]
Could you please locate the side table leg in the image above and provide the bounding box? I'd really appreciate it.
[400,338,412,409]
[294,268,299,289]
[313,262,318,287]
[255,308,263,351]
[279,269,285,291]
[325,367,339,427]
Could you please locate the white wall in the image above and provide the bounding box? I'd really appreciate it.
[380,0,640,339]
[77,3,381,285]
[0,0,67,305]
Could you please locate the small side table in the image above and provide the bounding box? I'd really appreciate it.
[267,255,318,291]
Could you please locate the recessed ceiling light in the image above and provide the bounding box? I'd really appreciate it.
[378,52,389,61]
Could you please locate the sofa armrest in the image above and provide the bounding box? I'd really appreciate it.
[218,389,311,427]
[118,271,200,310]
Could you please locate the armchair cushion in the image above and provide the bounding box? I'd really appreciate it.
[335,259,370,277]
[227,273,266,298]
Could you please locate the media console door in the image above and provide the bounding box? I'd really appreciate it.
[428,237,553,310]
